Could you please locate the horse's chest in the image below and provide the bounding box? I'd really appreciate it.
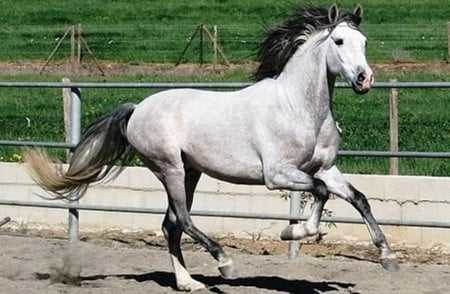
[280,123,339,172]
[301,127,340,173]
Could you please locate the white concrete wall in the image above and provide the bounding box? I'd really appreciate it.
[0,162,449,250]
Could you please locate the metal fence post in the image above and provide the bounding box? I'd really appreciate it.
[288,191,302,259]
[68,85,82,243]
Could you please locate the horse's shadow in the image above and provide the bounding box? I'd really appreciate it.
[80,271,355,294]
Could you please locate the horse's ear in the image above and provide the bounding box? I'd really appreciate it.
[354,4,363,18]
[328,4,339,24]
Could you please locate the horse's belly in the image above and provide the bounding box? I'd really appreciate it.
[184,150,265,185]
[204,165,265,185]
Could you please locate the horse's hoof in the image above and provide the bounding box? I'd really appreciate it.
[218,258,239,279]
[381,258,400,272]
[219,264,239,279]
[280,224,310,241]
[280,225,295,240]
[178,280,206,292]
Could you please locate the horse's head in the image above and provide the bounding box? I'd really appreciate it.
[326,4,373,94]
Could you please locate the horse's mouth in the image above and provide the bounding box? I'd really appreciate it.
[351,82,370,94]
[351,72,373,94]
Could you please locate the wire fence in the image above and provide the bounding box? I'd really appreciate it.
[0,23,447,62]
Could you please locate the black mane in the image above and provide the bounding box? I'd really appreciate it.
[252,5,361,81]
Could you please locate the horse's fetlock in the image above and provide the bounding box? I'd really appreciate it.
[374,238,385,250]
[304,222,319,235]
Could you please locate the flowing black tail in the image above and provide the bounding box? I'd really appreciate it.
[25,103,136,200]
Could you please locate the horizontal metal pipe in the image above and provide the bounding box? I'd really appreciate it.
[1,199,449,229]
[0,81,450,89]
[1,139,448,159]
[0,140,75,149]
[337,150,450,158]
[351,81,450,89]
[0,81,251,89]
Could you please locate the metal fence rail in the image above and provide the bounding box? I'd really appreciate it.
[1,199,450,228]
[1,81,450,89]
[2,139,449,158]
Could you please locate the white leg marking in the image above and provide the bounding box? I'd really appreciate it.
[170,254,206,292]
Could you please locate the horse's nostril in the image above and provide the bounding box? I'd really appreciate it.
[357,72,366,82]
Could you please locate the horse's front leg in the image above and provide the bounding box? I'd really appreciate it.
[280,189,330,241]
[316,165,400,272]
[264,164,329,240]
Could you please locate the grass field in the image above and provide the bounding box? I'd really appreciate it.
[0,0,448,63]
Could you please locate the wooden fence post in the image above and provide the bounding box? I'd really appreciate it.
[70,26,76,73]
[202,25,230,66]
[77,24,82,71]
[213,25,218,67]
[389,80,399,175]
[447,22,450,60]
[62,78,72,161]
[199,24,204,66]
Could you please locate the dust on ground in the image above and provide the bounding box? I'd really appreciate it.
[1,228,449,293]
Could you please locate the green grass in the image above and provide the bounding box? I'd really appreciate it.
[0,71,448,176]
[0,0,448,63]
[334,72,449,176]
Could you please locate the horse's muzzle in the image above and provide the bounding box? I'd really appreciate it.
[352,69,374,94]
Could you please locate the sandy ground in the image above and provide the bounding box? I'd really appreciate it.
[1,232,449,294]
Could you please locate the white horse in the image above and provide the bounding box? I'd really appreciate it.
[25,4,399,291]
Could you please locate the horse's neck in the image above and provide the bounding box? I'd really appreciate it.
[277,38,334,120]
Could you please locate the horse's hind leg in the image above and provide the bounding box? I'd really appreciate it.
[162,169,206,291]
[316,165,399,272]
[162,165,238,283]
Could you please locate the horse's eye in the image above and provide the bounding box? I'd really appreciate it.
[334,38,344,46]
